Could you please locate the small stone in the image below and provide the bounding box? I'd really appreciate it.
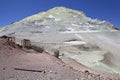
[49,70,52,73]
[89,73,94,77]
[84,70,89,73]
[75,78,79,80]
[97,74,100,76]
[3,67,6,70]
[81,78,85,80]
[42,70,46,74]
[50,77,53,80]
[84,70,90,75]
[55,72,58,74]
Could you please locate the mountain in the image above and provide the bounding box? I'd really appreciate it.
[0,7,117,36]
[0,7,120,78]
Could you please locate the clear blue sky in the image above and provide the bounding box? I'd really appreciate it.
[0,0,120,28]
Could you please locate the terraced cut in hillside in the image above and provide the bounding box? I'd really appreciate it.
[0,7,120,79]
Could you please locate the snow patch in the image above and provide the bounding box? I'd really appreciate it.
[64,41,86,45]
[73,16,77,18]
[79,23,83,25]
[48,15,60,21]
[75,34,84,40]
[72,23,79,26]
[61,30,100,33]
[88,25,94,27]
[67,28,74,31]
[45,26,50,28]
[34,22,41,25]
[55,18,61,21]
[48,15,55,18]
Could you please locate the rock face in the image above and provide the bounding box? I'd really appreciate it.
[0,7,120,79]
[0,7,116,36]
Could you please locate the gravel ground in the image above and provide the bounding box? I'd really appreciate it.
[0,38,119,80]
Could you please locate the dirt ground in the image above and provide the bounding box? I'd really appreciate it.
[0,38,118,80]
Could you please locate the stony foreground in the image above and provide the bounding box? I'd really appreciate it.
[0,38,119,80]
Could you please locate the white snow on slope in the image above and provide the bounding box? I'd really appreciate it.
[61,30,100,33]
[64,41,86,45]
[72,23,79,26]
[48,15,55,18]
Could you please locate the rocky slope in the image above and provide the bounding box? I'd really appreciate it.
[1,38,114,80]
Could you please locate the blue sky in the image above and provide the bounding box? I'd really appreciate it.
[0,0,120,28]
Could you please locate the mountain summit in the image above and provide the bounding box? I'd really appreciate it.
[0,7,117,36]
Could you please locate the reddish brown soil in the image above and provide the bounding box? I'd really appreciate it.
[0,38,118,80]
